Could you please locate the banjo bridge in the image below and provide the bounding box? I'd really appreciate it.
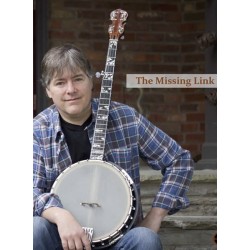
[80,202,101,208]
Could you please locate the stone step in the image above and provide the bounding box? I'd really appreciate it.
[159,215,217,250]
[161,215,217,230]
[140,169,217,195]
[140,169,217,216]
[139,168,217,249]
[142,196,217,216]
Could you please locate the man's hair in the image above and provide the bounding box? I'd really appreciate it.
[41,44,93,88]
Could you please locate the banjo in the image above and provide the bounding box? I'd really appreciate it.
[51,9,139,249]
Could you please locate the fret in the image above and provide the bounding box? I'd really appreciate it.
[100,93,110,99]
[101,86,111,92]
[92,143,105,148]
[93,127,104,131]
[106,67,114,73]
[99,104,109,107]
[90,153,103,160]
[96,115,108,120]
[105,65,115,72]
[102,82,112,88]
[96,123,107,127]
[103,74,113,81]
[94,137,105,141]
[98,107,109,112]
[99,99,110,106]
[94,133,104,138]
[93,135,106,140]
[93,138,105,142]
[96,111,109,117]
[106,58,115,65]
[98,106,110,111]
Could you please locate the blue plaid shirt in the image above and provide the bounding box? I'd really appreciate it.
[33,99,193,219]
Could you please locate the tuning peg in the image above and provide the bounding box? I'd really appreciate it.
[95,71,104,78]
[120,35,125,40]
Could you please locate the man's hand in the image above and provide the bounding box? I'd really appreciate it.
[42,207,91,250]
[138,207,168,233]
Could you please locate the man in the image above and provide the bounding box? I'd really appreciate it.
[33,44,194,250]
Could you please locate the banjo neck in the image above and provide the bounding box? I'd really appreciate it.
[90,9,128,161]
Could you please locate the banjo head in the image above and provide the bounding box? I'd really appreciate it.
[51,160,138,248]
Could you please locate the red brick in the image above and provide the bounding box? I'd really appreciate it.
[77,10,106,19]
[166,114,185,122]
[134,53,162,63]
[151,44,180,53]
[165,122,181,133]
[49,31,76,40]
[171,134,184,143]
[51,9,76,19]
[165,12,182,22]
[126,22,151,32]
[182,144,199,154]
[163,55,181,63]
[122,3,150,11]
[143,94,165,103]
[196,2,206,10]
[136,11,165,22]
[119,32,136,42]
[184,53,205,63]
[182,2,196,12]
[78,32,107,40]
[64,1,92,8]
[180,104,198,112]
[164,94,183,104]
[200,122,205,132]
[185,133,205,142]
[136,33,165,42]
[186,113,205,122]
[181,123,199,132]
[181,44,197,53]
[147,114,167,123]
[151,65,180,73]
[151,3,179,12]
[125,64,150,73]
[49,19,62,29]
[183,12,205,21]
[181,22,205,32]
[181,64,205,73]
[150,23,181,33]
[185,93,205,102]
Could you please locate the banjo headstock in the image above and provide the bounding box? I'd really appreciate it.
[108,9,128,40]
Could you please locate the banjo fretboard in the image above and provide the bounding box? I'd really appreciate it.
[90,39,118,160]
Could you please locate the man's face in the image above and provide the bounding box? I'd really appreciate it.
[46,68,93,124]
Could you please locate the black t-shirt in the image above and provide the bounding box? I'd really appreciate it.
[60,115,92,164]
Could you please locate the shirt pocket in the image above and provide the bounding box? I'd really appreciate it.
[105,147,132,173]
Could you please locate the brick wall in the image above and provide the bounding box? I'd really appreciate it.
[47,0,207,159]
